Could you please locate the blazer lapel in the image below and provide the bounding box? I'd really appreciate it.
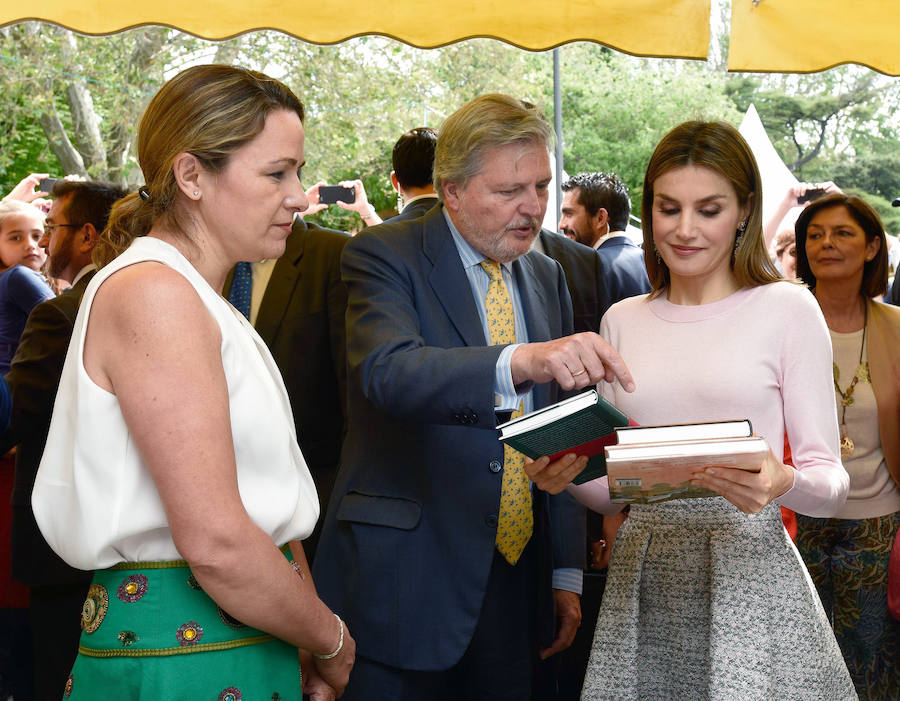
[422,208,489,347]
[254,224,307,345]
[514,253,550,344]
[72,270,96,294]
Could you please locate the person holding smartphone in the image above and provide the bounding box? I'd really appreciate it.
[763,180,843,249]
[304,179,382,228]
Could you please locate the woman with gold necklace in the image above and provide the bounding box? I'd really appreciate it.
[794,193,900,700]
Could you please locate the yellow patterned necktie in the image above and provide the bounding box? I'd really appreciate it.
[479,260,533,565]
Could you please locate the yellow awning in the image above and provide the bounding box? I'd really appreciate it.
[2,0,710,57]
[729,0,900,75]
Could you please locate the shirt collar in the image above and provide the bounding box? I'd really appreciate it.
[72,263,97,286]
[402,193,439,210]
[594,230,628,248]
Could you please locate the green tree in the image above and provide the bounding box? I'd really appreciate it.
[725,70,890,173]
[7,22,895,238]
[545,45,740,218]
[285,37,546,229]
[725,66,900,233]
[0,23,196,190]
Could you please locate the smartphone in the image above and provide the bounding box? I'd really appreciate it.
[798,187,826,204]
[39,177,58,194]
[318,185,356,205]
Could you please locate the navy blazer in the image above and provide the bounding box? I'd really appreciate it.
[539,229,608,333]
[313,206,584,670]
[224,218,349,560]
[597,235,651,306]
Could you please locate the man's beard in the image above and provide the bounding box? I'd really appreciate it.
[458,208,540,263]
[572,227,596,247]
[47,235,73,279]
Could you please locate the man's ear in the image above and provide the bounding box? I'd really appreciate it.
[79,222,99,253]
[442,181,462,212]
[593,207,609,235]
[172,152,204,200]
[390,171,400,194]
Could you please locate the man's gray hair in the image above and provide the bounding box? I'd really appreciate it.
[433,94,553,201]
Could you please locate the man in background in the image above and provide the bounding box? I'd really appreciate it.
[384,127,439,223]
[5,180,125,699]
[559,172,649,309]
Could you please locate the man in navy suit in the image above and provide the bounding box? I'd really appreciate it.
[313,95,633,700]
[560,172,649,304]
[384,126,439,223]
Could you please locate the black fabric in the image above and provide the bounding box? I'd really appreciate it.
[28,583,88,700]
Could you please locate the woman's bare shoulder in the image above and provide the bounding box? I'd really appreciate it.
[87,260,221,373]
[92,261,211,327]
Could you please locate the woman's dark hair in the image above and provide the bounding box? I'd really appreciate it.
[794,193,888,298]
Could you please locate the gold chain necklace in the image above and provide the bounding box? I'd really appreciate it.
[832,302,868,459]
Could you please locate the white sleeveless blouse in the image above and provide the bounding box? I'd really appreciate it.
[33,237,319,569]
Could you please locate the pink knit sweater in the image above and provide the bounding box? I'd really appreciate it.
[569,282,849,517]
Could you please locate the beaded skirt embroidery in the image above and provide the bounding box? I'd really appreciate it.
[62,551,300,700]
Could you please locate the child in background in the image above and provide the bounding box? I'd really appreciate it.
[0,199,53,374]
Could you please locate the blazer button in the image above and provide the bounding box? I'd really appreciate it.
[485,514,498,528]
[488,460,502,473]
[452,413,461,423]
[469,412,478,424]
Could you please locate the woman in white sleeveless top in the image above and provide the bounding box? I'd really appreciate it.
[32,65,354,699]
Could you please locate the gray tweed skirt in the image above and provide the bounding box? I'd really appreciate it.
[580,499,857,701]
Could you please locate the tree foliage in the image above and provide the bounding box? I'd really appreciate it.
[281,37,545,229]
[725,67,900,232]
[544,46,741,218]
[1,24,898,233]
[0,24,197,189]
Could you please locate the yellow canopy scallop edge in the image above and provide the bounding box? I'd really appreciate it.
[729,0,900,75]
[2,0,710,57]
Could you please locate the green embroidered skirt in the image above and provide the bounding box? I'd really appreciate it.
[62,555,301,700]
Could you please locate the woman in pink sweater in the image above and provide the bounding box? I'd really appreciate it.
[530,121,855,699]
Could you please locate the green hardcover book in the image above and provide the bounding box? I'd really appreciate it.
[497,390,634,485]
